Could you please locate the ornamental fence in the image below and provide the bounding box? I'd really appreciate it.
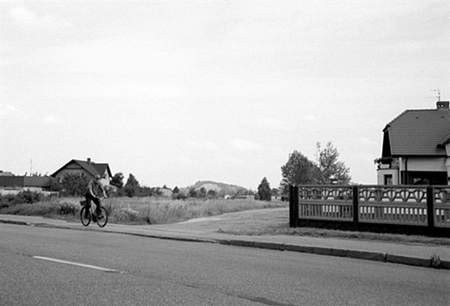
[289,185,450,235]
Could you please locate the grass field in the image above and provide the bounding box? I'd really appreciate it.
[0,196,287,225]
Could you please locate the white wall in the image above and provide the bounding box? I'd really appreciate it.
[377,156,449,185]
[399,157,447,172]
[377,168,399,185]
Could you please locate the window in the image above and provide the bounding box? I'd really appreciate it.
[384,174,393,185]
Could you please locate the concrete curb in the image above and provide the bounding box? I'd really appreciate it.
[219,240,450,269]
[0,219,29,226]
[1,218,449,270]
[30,223,218,244]
[385,254,431,268]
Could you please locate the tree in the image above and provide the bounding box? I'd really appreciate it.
[279,177,289,200]
[110,172,124,188]
[138,186,152,197]
[281,151,319,185]
[207,189,217,198]
[188,188,197,198]
[172,186,186,199]
[198,187,207,198]
[316,142,351,184]
[257,177,272,201]
[271,188,279,197]
[124,173,140,197]
[60,173,90,196]
[48,177,63,192]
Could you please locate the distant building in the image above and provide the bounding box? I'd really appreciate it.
[375,101,450,185]
[51,158,112,183]
[0,175,52,194]
[0,170,14,176]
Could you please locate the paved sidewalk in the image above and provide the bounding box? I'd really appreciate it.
[1,211,449,270]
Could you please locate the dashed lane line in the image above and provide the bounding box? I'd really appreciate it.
[32,256,120,273]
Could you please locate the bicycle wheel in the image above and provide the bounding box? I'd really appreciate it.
[96,207,108,228]
[80,206,91,226]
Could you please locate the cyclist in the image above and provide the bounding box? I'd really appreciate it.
[85,174,108,219]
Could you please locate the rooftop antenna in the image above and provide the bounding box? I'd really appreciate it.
[30,159,32,176]
[432,89,441,101]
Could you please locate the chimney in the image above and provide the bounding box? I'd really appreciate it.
[87,157,91,163]
[436,101,449,110]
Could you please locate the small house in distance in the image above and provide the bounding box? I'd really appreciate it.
[0,175,52,194]
[51,158,112,183]
[376,101,450,185]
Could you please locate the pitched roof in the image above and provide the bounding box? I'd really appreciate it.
[51,159,112,178]
[384,108,450,156]
[92,163,112,177]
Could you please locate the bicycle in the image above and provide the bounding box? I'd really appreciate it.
[80,199,108,228]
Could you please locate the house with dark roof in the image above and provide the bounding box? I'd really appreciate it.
[51,158,113,183]
[376,101,450,185]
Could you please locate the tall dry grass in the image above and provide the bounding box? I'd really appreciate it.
[104,197,286,224]
[0,197,287,224]
[0,197,81,220]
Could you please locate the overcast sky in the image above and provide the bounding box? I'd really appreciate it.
[1,0,449,189]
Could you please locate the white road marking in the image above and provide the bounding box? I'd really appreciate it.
[33,256,118,272]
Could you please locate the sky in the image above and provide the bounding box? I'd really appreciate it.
[1,0,449,190]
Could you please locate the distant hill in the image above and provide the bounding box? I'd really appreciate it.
[185,180,251,197]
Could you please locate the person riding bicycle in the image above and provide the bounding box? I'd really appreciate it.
[85,174,108,218]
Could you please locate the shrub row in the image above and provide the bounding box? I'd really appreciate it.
[0,190,45,208]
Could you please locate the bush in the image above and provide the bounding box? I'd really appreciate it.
[16,190,42,204]
[60,173,89,196]
[59,202,78,215]
[48,178,63,192]
[172,192,187,200]
[0,194,17,208]
[0,190,43,207]
[124,174,140,197]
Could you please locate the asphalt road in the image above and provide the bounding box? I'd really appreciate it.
[0,223,449,306]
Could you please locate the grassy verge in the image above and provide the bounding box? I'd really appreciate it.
[222,225,450,246]
[210,208,450,246]
[106,197,286,224]
[0,197,287,225]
